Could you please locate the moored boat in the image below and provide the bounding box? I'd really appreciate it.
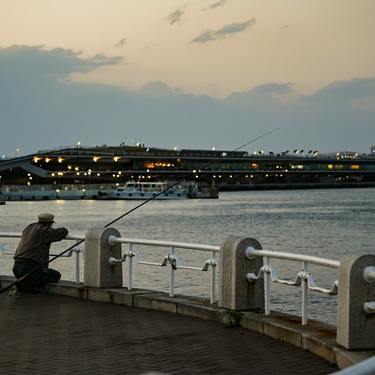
[97,181,187,200]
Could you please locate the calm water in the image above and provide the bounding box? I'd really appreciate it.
[1,188,374,325]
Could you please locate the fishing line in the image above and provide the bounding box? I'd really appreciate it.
[0,128,280,294]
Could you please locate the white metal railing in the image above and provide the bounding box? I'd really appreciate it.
[245,246,340,325]
[107,235,220,303]
[0,232,84,284]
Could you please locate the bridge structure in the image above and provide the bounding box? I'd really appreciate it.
[0,229,374,374]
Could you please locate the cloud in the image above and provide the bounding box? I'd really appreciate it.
[166,9,184,25]
[204,0,227,10]
[0,45,122,81]
[191,19,256,43]
[250,83,294,95]
[309,78,375,100]
[139,81,180,97]
[0,45,374,155]
[115,38,127,48]
[352,96,375,111]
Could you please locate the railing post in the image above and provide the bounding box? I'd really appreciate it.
[84,227,123,288]
[170,246,176,297]
[75,248,80,284]
[302,262,308,325]
[264,256,271,315]
[128,243,133,290]
[219,236,264,310]
[210,251,216,304]
[337,253,375,350]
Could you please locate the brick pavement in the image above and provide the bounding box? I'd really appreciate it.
[0,293,337,375]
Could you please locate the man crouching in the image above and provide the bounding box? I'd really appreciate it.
[12,213,68,292]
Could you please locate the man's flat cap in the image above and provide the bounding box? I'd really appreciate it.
[38,213,55,223]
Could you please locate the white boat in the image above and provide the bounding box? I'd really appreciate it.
[98,181,187,200]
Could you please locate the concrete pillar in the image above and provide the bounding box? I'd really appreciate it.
[219,236,264,310]
[337,253,375,350]
[84,227,123,288]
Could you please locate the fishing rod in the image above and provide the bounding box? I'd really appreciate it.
[0,128,280,294]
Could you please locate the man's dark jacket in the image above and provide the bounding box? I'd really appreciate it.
[14,222,68,269]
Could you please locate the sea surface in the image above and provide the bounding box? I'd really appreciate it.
[1,188,374,325]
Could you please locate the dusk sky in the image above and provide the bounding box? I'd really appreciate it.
[1,0,374,155]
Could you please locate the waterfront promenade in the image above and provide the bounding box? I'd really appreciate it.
[1,223,374,374]
[0,292,337,375]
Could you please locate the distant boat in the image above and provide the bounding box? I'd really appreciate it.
[97,181,187,200]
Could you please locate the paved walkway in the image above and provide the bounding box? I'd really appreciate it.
[0,293,337,375]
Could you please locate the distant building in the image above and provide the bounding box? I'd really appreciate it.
[0,145,374,189]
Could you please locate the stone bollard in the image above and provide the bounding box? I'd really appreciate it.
[219,236,264,310]
[84,227,123,288]
[337,253,375,350]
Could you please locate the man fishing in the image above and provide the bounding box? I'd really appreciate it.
[12,213,68,292]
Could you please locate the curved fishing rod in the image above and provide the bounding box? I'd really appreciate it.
[0,128,280,294]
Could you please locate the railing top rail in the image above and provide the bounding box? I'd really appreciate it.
[0,232,340,266]
[108,236,221,253]
[246,247,340,269]
[0,232,84,241]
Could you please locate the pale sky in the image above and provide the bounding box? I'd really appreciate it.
[1,0,374,97]
[0,0,374,155]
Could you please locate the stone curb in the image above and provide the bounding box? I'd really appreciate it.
[1,276,373,369]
